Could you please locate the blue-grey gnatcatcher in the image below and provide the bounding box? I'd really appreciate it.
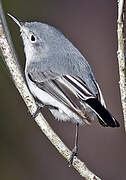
[8,13,120,166]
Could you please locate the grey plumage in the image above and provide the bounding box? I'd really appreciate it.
[8,14,120,166]
[8,14,120,127]
[24,22,97,94]
[24,23,97,124]
[21,22,119,127]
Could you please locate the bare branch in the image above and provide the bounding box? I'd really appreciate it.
[0,1,101,180]
[117,0,126,129]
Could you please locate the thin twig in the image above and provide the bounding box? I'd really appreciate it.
[117,0,126,130]
[0,2,101,180]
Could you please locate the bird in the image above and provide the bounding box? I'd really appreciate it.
[8,13,120,166]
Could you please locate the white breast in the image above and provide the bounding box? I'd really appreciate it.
[25,71,84,124]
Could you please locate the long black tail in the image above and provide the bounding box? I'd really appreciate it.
[85,98,120,127]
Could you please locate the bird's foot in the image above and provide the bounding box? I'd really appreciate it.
[27,102,58,119]
[68,146,78,167]
[27,106,42,119]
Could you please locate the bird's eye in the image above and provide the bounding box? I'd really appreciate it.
[30,34,36,42]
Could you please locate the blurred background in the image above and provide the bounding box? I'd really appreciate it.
[0,0,126,179]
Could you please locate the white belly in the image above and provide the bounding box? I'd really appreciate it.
[26,75,84,125]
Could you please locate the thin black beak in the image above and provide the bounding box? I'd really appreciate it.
[8,13,24,28]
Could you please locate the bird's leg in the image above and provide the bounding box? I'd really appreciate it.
[26,100,44,119]
[29,101,59,119]
[68,122,79,167]
[32,105,42,118]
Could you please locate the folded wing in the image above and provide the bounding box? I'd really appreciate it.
[28,70,120,127]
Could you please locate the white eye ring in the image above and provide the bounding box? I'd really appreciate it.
[30,34,36,42]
